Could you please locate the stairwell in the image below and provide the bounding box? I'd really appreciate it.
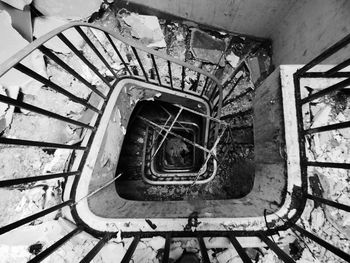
[0,1,349,263]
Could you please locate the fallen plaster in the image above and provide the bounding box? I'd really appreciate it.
[33,0,103,20]
[33,16,85,54]
[1,0,32,10]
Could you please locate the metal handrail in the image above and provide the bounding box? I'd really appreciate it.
[293,32,350,262]
[0,22,349,263]
[0,22,222,236]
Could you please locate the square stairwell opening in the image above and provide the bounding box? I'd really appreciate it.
[113,95,256,201]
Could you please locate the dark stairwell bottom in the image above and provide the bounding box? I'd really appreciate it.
[115,100,255,201]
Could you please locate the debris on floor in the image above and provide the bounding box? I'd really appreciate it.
[190,28,226,66]
[122,13,166,48]
[226,51,240,68]
[32,0,103,20]
[1,2,348,263]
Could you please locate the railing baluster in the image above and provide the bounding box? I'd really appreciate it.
[38,45,106,99]
[0,94,94,130]
[181,66,185,90]
[121,235,140,263]
[0,138,86,150]
[222,88,253,107]
[200,76,210,96]
[0,171,79,187]
[57,33,113,89]
[75,27,119,80]
[222,74,244,105]
[198,236,210,263]
[209,84,219,101]
[293,224,350,262]
[131,47,149,82]
[300,72,350,78]
[189,72,200,92]
[0,201,73,235]
[162,233,171,263]
[258,232,296,263]
[150,54,161,85]
[301,77,350,104]
[80,233,111,263]
[28,227,82,263]
[306,161,350,170]
[304,121,350,134]
[167,61,173,89]
[228,234,252,263]
[104,33,132,75]
[14,63,101,113]
[306,194,350,212]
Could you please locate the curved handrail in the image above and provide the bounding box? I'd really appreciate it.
[0,22,222,94]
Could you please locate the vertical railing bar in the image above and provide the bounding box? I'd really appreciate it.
[167,61,174,89]
[162,233,171,263]
[0,137,86,150]
[79,233,111,263]
[14,63,102,112]
[228,234,252,263]
[209,84,218,102]
[303,120,350,134]
[213,85,253,112]
[306,194,350,212]
[292,73,308,215]
[293,224,350,262]
[189,72,200,92]
[222,88,253,107]
[200,76,210,96]
[0,94,94,130]
[300,72,350,78]
[75,26,119,80]
[150,54,162,85]
[181,66,186,90]
[121,235,140,263]
[305,161,350,169]
[38,45,107,99]
[198,236,210,263]
[28,227,83,263]
[57,33,113,89]
[131,47,149,82]
[258,232,296,263]
[0,201,73,235]
[0,171,80,187]
[222,74,244,105]
[104,33,132,75]
[87,28,116,67]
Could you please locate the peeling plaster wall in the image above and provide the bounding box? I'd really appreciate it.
[122,0,295,38]
[271,0,350,65]
[124,0,349,67]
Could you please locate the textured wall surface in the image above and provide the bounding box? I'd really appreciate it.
[125,0,350,66]
[124,0,295,38]
[271,0,350,65]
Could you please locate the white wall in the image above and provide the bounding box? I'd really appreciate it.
[271,0,350,65]
[125,0,350,66]
[124,0,295,38]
